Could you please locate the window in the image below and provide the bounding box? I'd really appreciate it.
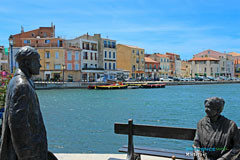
[83,52,88,60]
[75,64,79,70]
[113,63,116,70]
[46,63,50,69]
[95,53,97,60]
[67,51,72,60]
[141,51,143,54]
[55,52,59,59]
[141,58,144,63]
[105,63,107,69]
[24,40,30,44]
[109,63,111,70]
[83,63,87,69]
[137,50,139,55]
[45,52,50,58]
[167,59,169,62]
[105,51,107,58]
[95,64,97,68]
[136,58,139,63]
[149,65,152,69]
[91,52,93,60]
[161,58,163,62]
[54,64,61,69]
[204,67,207,72]
[75,51,79,60]
[45,40,50,44]
[132,50,135,54]
[67,63,72,70]
[154,64,156,69]
[211,67,213,72]
[108,41,111,48]
[109,51,111,58]
[104,40,107,47]
[164,58,166,62]
[113,52,116,58]
[132,65,135,71]
[112,41,116,48]
[43,32,47,37]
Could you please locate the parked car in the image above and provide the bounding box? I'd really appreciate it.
[206,76,216,81]
[173,77,180,81]
[194,76,204,81]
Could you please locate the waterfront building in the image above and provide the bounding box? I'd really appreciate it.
[91,34,118,80]
[66,34,101,82]
[149,53,170,78]
[0,46,9,71]
[64,46,82,81]
[166,52,181,77]
[193,49,234,77]
[144,57,159,80]
[181,60,191,78]
[116,44,145,79]
[228,52,240,77]
[189,57,220,77]
[9,24,55,73]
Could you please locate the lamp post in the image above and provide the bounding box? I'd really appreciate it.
[62,64,65,83]
[8,35,13,73]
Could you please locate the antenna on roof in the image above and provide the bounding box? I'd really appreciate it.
[21,26,24,33]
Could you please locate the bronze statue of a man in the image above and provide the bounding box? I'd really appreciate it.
[194,97,240,160]
[0,46,57,160]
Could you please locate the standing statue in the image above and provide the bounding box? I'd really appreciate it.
[0,46,57,160]
[193,97,240,160]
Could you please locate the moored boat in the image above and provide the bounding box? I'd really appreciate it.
[141,83,166,88]
[96,84,128,89]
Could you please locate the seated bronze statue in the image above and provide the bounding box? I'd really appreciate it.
[193,97,240,160]
[0,46,57,160]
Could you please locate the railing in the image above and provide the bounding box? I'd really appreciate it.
[82,67,104,70]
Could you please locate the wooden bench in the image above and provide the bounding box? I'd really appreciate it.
[114,119,196,160]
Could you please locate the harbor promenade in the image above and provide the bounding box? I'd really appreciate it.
[55,153,171,160]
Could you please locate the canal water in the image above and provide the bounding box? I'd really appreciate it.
[37,84,240,153]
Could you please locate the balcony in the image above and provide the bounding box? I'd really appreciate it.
[82,67,104,70]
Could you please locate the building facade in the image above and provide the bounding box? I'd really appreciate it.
[66,34,102,82]
[144,57,159,80]
[166,53,181,77]
[189,57,220,77]
[0,46,8,71]
[228,52,240,77]
[149,53,170,78]
[117,44,145,79]
[9,24,55,73]
[180,60,191,78]
[194,49,234,77]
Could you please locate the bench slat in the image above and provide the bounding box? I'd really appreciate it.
[119,146,193,160]
[122,145,188,155]
[115,123,196,140]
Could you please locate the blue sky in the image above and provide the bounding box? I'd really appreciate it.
[1,0,240,59]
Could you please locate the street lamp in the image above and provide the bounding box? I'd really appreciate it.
[8,35,13,73]
[62,64,65,83]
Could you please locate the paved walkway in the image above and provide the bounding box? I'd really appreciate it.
[55,154,171,160]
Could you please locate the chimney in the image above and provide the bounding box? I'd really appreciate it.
[21,26,24,33]
[87,32,89,39]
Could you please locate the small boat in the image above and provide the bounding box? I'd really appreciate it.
[141,83,166,88]
[127,86,140,89]
[96,84,128,89]
[88,85,97,89]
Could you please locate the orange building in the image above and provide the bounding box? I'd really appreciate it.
[144,57,159,80]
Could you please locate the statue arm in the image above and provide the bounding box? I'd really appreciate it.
[8,84,38,159]
[221,123,240,160]
[193,122,205,160]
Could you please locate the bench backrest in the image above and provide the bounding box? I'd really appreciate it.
[115,119,196,140]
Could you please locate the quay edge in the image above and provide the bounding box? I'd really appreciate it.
[34,81,240,90]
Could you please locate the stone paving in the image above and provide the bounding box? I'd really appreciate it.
[55,154,172,160]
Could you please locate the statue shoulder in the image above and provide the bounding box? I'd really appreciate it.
[9,75,32,93]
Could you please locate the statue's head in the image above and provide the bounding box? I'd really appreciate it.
[15,46,41,75]
[204,97,225,118]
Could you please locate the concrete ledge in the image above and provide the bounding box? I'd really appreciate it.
[55,154,171,160]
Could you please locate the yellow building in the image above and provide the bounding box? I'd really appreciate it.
[117,44,145,79]
[38,47,65,81]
